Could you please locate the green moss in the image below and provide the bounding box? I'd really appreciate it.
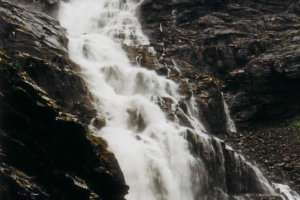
[265,115,300,133]
[54,104,71,115]
[284,120,300,129]
[10,61,23,71]
[0,50,10,59]
[0,51,25,73]
[87,133,108,150]
[86,133,120,176]
[271,116,300,132]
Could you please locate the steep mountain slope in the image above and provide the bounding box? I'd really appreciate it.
[0,1,128,199]
[138,0,300,193]
[0,0,299,199]
[140,0,300,132]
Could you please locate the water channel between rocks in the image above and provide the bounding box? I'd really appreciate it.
[58,0,299,199]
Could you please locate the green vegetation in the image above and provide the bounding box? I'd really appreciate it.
[270,117,300,139]
[86,133,119,176]
[0,50,10,59]
[285,120,300,129]
[0,50,26,74]
[87,133,108,149]
[277,116,300,130]
[8,61,23,71]
[54,104,71,115]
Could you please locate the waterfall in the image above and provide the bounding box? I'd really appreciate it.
[221,92,237,133]
[58,0,297,199]
[58,1,200,199]
[273,183,300,200]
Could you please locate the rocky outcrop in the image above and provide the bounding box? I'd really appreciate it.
[136,0,300,196]
[1,0,299,199]
[139,0,300,132]
[183,129,282,199]
[123,44,227,136]
[0,0,94,124]
[10,0,59,14]
[226,125,300,193]
[0,1,128,199]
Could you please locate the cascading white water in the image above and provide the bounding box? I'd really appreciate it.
[58,1,202,199]
[58,0,292,199]
[221,92,237,133]
[273,183,300,200]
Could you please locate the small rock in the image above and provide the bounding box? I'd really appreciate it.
[91,117,106,129]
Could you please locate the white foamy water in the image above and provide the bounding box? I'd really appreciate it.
[58,0,296,199]
[58,1,200,199]
[221,92,237,133]
[273,183,300,200]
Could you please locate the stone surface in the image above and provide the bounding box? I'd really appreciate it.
[0,0,95,124]
[0,1,128,199]
[226,125,300,193]
[123,44,227,136]
[139,0,300,132]
[1,0,300,199]
[91,117,106,130]
[184,129,282,199]
[137,0,300,195]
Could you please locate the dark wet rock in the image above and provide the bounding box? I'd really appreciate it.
[91,117,106,130]
[175,110,192,128]
[137,0,300,196]
[152,96,174,113]
[226,125,300,193]
[184,129,279,199]
[223,147,268,195]
[127,108,147,133]
[178,100,188,114]
[11,0,60,15]
[23,0,59,5]
[0,1,128,199]
[185,130,228,198]
[0,0,96,124]
[123,45,227,136]
[228,194,281,200]
[139,0,300,133]
[0,46,128,200]
[1,0,300,198]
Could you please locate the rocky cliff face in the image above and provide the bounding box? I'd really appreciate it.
[1,0,300,199]
[0,1,128,199]
[139,0,300,132]
[136,0,300,194]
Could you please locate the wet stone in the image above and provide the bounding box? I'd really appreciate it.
[91,117,106,130]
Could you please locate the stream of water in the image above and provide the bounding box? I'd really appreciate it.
[58,0,298,199]
[221,92,237,133]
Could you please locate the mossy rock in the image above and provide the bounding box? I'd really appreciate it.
[86,133,109,151]
[273,116,300,131]
[86,133,121,176]
[0,50,25,73]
